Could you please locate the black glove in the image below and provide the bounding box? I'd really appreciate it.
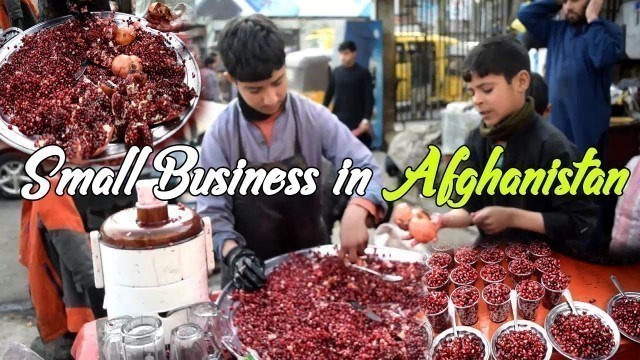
[223,247,267,291]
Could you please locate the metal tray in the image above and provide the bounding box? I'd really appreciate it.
[544,301,621,360]
[0,12,201,164]
[430,326,491,360]
[216,244,425,315]
[215,244,426,356]
[606,291,640,344]
[491,320,553,360]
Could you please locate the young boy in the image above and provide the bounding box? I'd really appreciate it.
[432,36,597,255]
[196,15,387,291]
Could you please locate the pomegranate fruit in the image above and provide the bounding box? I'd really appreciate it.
[450,264,478,287]
[427,253,452,270]
[480,264,507,285]
[392,202,413,230]
[115,25,137,46]
[409,216,437,244]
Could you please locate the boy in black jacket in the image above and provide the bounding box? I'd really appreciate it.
[434,36,598,257]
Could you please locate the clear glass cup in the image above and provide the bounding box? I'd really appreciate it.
[170,323,208,360]
[103,315,133,360]
[516,281,545,321]
[188,302,223,358]
[450,286,480,326]
[421,270,450,294]
[482,283,511,323]
[122,316,166,360]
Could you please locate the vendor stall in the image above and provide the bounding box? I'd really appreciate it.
[71,236,640,359]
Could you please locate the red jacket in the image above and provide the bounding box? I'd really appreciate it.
[20,177,95,343]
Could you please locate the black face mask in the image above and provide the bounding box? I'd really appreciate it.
[238,92,276,122]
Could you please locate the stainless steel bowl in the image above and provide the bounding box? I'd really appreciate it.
[215,245,427,357]
[491,320,552,360]
[606,291,640,344]
[430,326,490,360]
[0,12,201,164]
[544,301,621,360]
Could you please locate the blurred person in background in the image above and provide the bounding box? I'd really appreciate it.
[21,176,107,359]
[1,0,37,30]
[323,40,374,149]
[201,53,221,102]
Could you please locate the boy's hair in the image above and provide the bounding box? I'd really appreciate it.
[527,72,549,116]
[338,40,357,52]
[217,14,285,82]
[204,54,217,67]
[462,35,531,83]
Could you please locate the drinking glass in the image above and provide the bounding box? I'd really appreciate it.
[170,324,207,360]
[103,315,133,360]
[122,316,166,360]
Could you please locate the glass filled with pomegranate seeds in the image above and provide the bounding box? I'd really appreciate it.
[482,283,512,323]
[516,280,545,321]
[528,241,553,262]
[427,252,453,270]
[479,247,504,265]
[607,292,640,343]
[541,271,571,309]
[534,257,561,281]
[480,264,507,286]
[454,248,480,268]
[505,244,529,263]
[508,258,534,285]
[491,320,552,360]
[451,285,480,326]
[420,291,452,333]
[450,264,478,288]
[545,303,620,360]
[422,267,451,294]
[431,328,490,360]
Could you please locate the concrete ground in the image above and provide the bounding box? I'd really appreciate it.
[0,150,477,354]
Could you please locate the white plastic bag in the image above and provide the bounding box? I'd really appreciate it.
[0,343,44,360]
[440,102,482,155]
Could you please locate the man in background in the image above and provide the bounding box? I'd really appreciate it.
[323,40,374,148]
[200,54,221,102]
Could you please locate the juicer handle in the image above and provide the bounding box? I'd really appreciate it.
[203,216,215,275]
[90,231,105,289]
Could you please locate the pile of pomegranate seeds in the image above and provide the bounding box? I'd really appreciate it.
[494,329,547,360]
[450,265,478,285]
[427,253,452,269]
[0,16,196,160]
[423,267,450,287]
[550,312,615,359]
[541,271,571,291]
[534,257,560,274]
[231,253,430,359]
[528,241,552,257]
[611,297,640,339]
[433,334,485,360]
[505,244,529,260]
[451,286,479,307]
[516,280,544,300]
[422,291,449,314]
[480,264,506,283]
[483,283,510,304]
[508,258,534,275]
[454,248,479,265]
[480,248,504,264]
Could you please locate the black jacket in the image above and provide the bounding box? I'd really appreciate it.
[462,113,598,255]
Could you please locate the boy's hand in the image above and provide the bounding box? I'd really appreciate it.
[339,205,370,264]
[470,206,514,234]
